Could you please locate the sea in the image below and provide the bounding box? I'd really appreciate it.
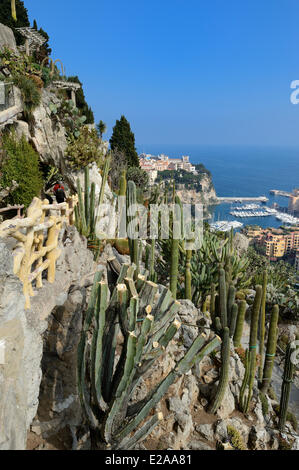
[137,144,299,230]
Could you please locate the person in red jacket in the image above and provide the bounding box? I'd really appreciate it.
[53,182,66,204]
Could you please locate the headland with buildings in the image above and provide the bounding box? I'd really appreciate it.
[139,153,197,185]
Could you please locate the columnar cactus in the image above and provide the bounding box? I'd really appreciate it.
[75,166,96,238]
[78,264,221,449]
[210,283,216,326]
[233,300,247,348]
[98,152,111,206]
[119,169,127,197]
[260,305,279,393]
[185,248,192,300]
[169,196,182,299]
[209,327,230,414]
[239,286,262,413]
[278,342,296,431]
[11,0,17,21]
[258,270,268,383]
[127,181,139,266]
[229,303,238,338]
[227,284,236,326]
[219,268,227,329]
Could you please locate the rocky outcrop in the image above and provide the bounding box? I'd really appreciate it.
[0,225,95,450]
[0,23,17,52]
[234,232,250,256]
[30,90,68,169]
[176,174,217,208]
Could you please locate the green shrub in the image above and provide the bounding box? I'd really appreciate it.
[0,132,43,207]
[12,74,41,113]
[65,126,104,169]
[127,166,149,190]
[227,425,247,450]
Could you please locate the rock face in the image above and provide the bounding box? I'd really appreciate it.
[234,232,250,256]
[0,225,95,450]
[31,90,68,169]
[176,174,217,209]
[0,23,17,52]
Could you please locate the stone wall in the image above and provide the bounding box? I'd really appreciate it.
[0,225,95,450]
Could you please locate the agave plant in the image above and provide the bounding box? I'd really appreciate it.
[180,229,251,307]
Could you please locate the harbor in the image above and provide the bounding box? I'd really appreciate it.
[217,196,269,203]
[210,202,299,232]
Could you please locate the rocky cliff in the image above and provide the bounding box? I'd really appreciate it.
[176,173,217,209]
[0,225,95,450]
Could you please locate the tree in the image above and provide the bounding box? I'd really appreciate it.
[127,166,149,190]
[97,120,107,139]
[0,0,30,45]
[67,76,95,124]
[0,132,43,207]
[110,115,140,168]
[32,21,52,64]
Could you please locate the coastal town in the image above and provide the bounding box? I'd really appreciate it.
[139,153,197,184]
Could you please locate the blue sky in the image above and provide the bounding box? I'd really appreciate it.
[26,0,299,146]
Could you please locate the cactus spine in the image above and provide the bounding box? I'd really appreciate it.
[278,342,296,431]
[233,300,247,347]
[260,304,279,393]
[239,285,262,413]
[209,327,230,414]
[258,270,268,383]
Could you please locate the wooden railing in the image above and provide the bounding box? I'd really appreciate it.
[0,196,77,309]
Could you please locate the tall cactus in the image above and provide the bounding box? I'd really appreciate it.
[169,196,182,299]
[239,286,262,413]
[78,265,221,449]
[210,283,216,328]
[11,0,17,21]
[185,248,192,300]
[209,327,230,414]
[260,305,279,393]
[229,303,238,338]
[119,169,127,196]
[233,300,247,348]
[219,268,227,329]
[127,181,139,266]
[278,342,296,431]
[227,284,236,326]
[75,166,96,239]
[98,152,111,206]
[258,270,268,383]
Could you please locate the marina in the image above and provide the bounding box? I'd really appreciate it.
[210,220,243,232]
[210,202,299,232]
